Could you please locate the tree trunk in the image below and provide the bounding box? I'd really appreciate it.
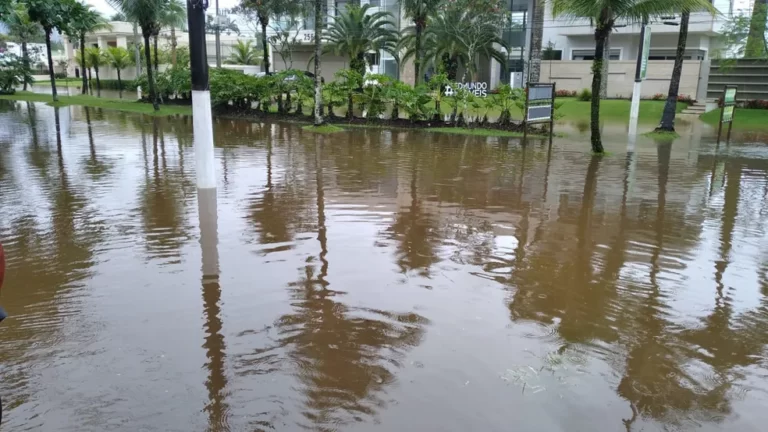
[528,0,544,83]
[313,0,324,126]
[45,29,58,102]
[746,0,768,57]
[153,35,159,74]
[414,19,424,85]
[88,68,93,94]
[590,25,608,154]
[117,69,123,99]
[657,11,690,132]
[143,32,159,111]
[171,27,178,67]
[21,41,29,91]
[94,64,101,97]
[80,35,88,94]
[600,32,611,98]
[261,20,270,74]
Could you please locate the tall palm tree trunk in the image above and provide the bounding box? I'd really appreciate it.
[80,35,88,94]
[117,68,123,99]
[590,24,609,154]
[143,32,159,111]
[260,19,270,74]
[94,64,101,96]
[44,29,58,102]
[313,0,324,126]
[153,35,159,74]
[600,33,611,98]
[21,41,29,91]
[171,27,178,67]
[528,0,544,83]
[657,11,690,132]
[746,0,768,57]
[414,18,424,85]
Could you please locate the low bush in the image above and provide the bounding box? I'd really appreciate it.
[677,94,695,104]
[742,99,768,109]
[577,88,592,101]
[652,93,665,100]
[556,89,577,97]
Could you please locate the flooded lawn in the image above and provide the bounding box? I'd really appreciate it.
[1,101,768,431]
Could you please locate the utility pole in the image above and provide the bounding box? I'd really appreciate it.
[215,0,222,68]
[188,0,217,190]
[628,18,650,137]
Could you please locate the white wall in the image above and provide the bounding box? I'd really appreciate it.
[540,60,703,98]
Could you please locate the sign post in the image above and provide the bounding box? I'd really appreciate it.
[629,22,651,137]
[717,85,737,145]
[523,82,556,144]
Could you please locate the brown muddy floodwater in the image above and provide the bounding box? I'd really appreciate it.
[1,101,768,432]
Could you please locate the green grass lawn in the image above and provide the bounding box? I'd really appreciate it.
[0,91,191,116]
[700,108,768,129]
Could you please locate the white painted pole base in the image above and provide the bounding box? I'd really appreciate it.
[198,187,219,281]
[628,81,642,137]
[193,90,216,190]
[137,86,142,101]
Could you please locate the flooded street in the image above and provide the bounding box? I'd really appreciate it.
[1,101,768,431]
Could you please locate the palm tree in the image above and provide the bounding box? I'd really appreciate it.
[239,0,303,75]
[26,0,72,102]
[105,46,132,97]
[107,0,164,110]
[225,40,260,65]
[313,0,323,126]
[399,0,443,85]
[85,47,106,95]
[551,0,716,153]
[655,11,690,132]
[323,4,399,77]
[746,0,768,57]
[529,0,545,83]
[157,0,187,67]
[4,3,43,91]
[66,3,112,95]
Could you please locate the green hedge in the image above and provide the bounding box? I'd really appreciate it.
[130,66,530,125]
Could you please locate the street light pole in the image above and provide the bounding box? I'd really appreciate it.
[188,0,217,190]
[629,18,649,137]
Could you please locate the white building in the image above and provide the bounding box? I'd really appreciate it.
[1,42,50,66]
[540,0,733,62]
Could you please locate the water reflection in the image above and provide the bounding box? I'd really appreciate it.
[1,102,768,431]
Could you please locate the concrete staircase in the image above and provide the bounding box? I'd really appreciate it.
[680,101,708,115]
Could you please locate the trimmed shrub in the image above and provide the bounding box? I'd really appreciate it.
[577,88,592,101]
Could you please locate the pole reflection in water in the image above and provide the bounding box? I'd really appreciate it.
[198,187,229,431]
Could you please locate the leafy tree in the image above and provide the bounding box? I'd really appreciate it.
[236,0,303,75]
[356,73,392,119]
[105,46,132,97]
[226,39,260,65]
[65,2,111,94]
[426,71,448,120]
[0,53,33,94]
[4,2,43,91]
[323,4,399,77]
[334,68,363,119]
[399,0,443,85]
[107,0,165,110]
[552,0,716,153]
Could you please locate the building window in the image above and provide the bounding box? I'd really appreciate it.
[571,49,620,60]
[648,49,705,60]
[365,52,380,67]
[542,50,562,60]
